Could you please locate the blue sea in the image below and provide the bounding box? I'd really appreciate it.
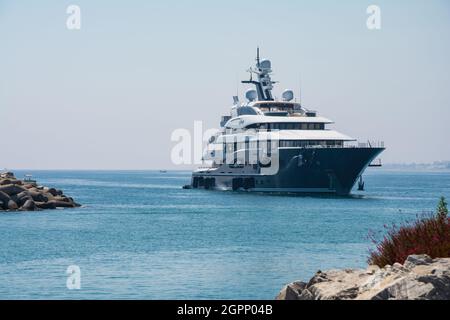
[0,169,449,299]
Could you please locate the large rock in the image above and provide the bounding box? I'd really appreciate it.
[0,191,12,208]
[0,179,12,185]
[48,200,77,208]
[0,172,15,179]
[276,255,450,300]
[28,191,48,203]
[13,191,33,207]
[7,200,19,210]
[36,201,56,210]
[46,188,58,197]
[21,199,37,211]
[0,184,26,196]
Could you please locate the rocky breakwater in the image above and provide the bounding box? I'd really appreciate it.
[0,172,81,212]
[276,255,450,300]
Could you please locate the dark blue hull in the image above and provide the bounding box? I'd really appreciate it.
[191,147,384,195]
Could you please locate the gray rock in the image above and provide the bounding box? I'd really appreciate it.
[276,255,450,300]
[0,172,15,179]
[36,201,56,210]
[47,188,58,196]
[0,191,12,208]
[14,191,33,207]
[28,191,48,202]
[276,281,306,300]
[7,200,19,210]
[404,255,434,270]
[21,199,37,211]
[0,184,26,196]
[0,179,12,185]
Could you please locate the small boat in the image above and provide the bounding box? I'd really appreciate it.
[159,170,167,173]
[23,174,37,184]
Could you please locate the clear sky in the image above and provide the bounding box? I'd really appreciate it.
[1,0,449,169]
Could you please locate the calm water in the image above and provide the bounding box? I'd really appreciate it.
[0,169,449,299]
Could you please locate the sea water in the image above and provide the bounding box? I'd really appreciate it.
[0,169,449,299]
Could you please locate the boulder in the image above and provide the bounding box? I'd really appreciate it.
[404,255,434,269]
[0,179,12,185]
[21,199,37,211]
[43,192,55,201]
[14,191,33,207]
[28,191,48,203]
[47,188,58,196]
[275,281,307,300]
[0,172,15,179]
[0,191,12,207]
[54,196,71,203]
[7,200,19,210]
[0,184,26,196]
[276,255,450,300]
[36,201,56,210]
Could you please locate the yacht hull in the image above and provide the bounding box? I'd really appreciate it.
[190,147,384,195]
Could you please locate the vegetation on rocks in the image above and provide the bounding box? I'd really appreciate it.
[0,172,81,212]
[277,198,450,300]
[368,197,450,267]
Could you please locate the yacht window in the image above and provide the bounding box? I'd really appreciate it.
[237,107,258,116]
[245,122,325,130]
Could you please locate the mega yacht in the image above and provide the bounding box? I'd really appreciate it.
[188,50,385,195]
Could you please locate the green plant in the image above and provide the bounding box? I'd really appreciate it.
[437,196,448,220]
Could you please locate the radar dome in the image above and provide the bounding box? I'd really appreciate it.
[245,89,257,102]
[259,59,271,71]
[282,89,294,102]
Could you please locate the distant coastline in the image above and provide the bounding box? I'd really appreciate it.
[382,161,450,171]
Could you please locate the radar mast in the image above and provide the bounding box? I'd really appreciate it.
[242,48,275,101]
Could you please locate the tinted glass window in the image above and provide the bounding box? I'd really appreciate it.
[237,107,257,116]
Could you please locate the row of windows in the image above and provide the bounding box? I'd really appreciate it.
[279,140,343,148]
[245,123,325,130]
[219,140,343,152]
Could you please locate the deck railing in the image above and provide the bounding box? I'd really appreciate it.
[281,141,385,149]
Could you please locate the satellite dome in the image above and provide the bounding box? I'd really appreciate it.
[245,89,257,101]
[282,89,294,102]
[259,59,271,71]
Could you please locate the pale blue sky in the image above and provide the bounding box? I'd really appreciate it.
[1,0,449,169]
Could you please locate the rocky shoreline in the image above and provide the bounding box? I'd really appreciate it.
[276,255,450,300]
[0,172,81,212]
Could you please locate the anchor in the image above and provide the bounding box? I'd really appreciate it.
[358,175,365,191]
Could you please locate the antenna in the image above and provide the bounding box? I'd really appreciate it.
[236,72,239,98]
[256,47,260,68]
